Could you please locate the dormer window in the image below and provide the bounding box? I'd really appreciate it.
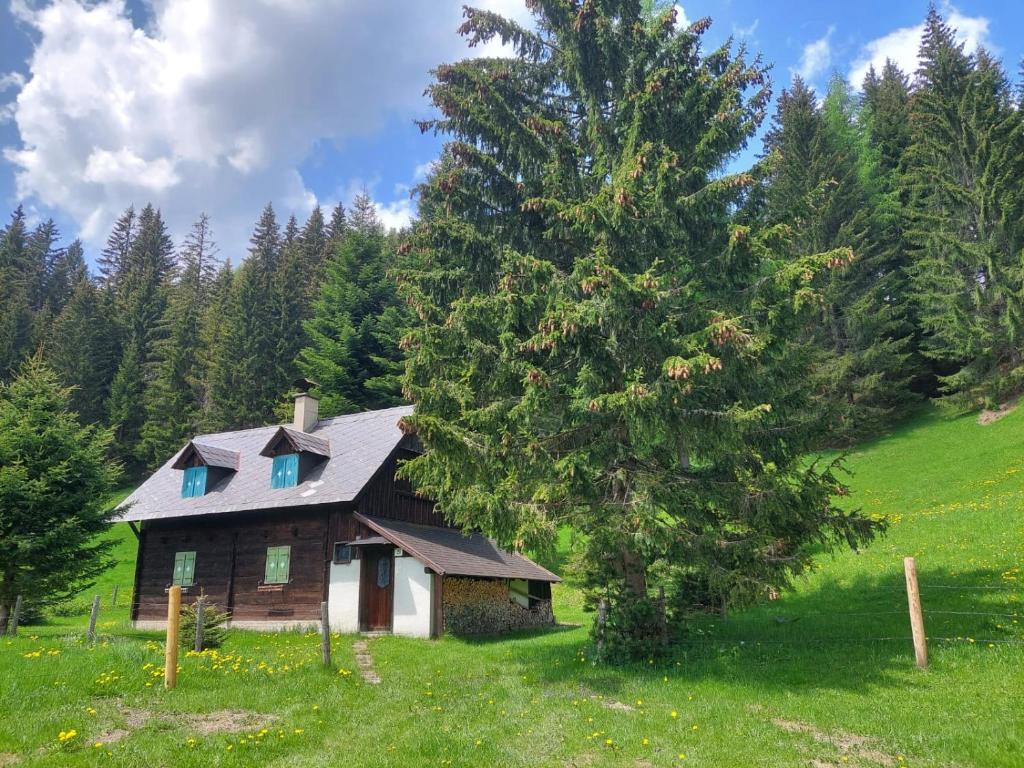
[172,441,240,499]
[259,426,330,490]
[271,454,299,489]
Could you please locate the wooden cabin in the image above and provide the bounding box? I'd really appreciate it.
[117,388,558,637]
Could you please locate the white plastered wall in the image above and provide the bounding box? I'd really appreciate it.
[328,560,361,633]
[392,555,433,638]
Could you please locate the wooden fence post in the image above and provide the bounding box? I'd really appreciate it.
[111,584,119,608]
[194,597,205,653]
[8,595,22,636]
[320,601,331,667]
[87,595,101,642]
[904,557,928,669]
[165,586,181,689]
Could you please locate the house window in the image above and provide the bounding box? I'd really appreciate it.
[264,545,291,584]
[333,543,353,564]
[271,454,299,489]
[181,465,208,498]
[172,551,196,587]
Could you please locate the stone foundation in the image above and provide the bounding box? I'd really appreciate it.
[442,576,554,635]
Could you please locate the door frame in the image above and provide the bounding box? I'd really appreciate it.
[358,545,395,632]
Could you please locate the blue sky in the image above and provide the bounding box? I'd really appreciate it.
[0,0,1021,267]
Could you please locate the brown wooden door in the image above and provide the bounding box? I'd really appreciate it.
[359,547,394,632]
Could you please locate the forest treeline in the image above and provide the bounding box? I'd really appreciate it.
[0,193,410,473]
[0,8,1021,475]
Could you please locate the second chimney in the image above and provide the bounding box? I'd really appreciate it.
[292,378,320,432]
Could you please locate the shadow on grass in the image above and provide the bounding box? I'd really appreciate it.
[488,565,1020,697]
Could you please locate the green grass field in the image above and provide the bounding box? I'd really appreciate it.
[2,405,1021,767]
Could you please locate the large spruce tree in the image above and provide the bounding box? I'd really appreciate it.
[758,76,916,442]
[904,9,1024,404]
[0,207,33,378]
[207,204,290,428]
[298,196,410,416]
[398,2,881,658]
[140,214,220,467]
[106,204,175,466]
[0,357,120,632]
[44,278,118,426]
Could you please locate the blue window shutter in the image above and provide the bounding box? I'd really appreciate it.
[271,454,299,489]
[181,466,208,498]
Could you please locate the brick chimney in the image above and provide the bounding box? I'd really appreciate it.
[292,378,320,432]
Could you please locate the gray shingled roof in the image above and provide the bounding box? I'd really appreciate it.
[259,426,331,458]
[355,513,561,582]
[116,406,413,522]
[170,442,240,470]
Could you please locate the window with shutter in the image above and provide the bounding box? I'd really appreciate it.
[181,466,208,498]
[265,546,291,584]
[271,454,300,489]
[172,551,196,586]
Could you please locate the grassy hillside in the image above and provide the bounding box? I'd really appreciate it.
[1,405,1021,767]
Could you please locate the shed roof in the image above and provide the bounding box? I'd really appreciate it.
[355,513,560,583]
[116,406,413,522]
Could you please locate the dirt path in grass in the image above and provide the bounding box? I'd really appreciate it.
[352,640,380,684]
[774,718,898,766]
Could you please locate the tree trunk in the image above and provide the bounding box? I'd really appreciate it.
[0,602,9,636]
[620,546,648,597]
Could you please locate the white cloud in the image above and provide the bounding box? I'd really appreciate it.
[733,19,759,39]
[1,0,530,252]
[672,4,690,29]
[794,27,835,82]
[848,4,993,87]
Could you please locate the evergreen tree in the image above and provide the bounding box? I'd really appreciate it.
[348,192,380,235]
[273,215,308,397]
[398,2,881,658]
[139,214,219,467]
[97,206,136,289]
[327,202,348,244]
[904,9,1024,403]
[198,260,234,429]
[45,238,88,316]
[24,219,61,314]
[107,204,174,466]
[44,278,118,426]
[0,207,33,378]
[207,204,287,428]
[0,357,120,632]
[759,76,916,441]
[298,205,410,416]
[300,205,330,294]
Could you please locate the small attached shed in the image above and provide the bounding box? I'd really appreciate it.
[329,513,560,637]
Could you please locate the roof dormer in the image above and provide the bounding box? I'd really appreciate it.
[171,441,240,498]
[259,426,330,489]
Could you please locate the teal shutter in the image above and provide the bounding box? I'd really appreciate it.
[173,551,196,586]
[265,546,291,583]
[265,548,277,583]
[278,546,290,582]
[181,466,207,498]
[271,454,299,489]
[182,552,196,586]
